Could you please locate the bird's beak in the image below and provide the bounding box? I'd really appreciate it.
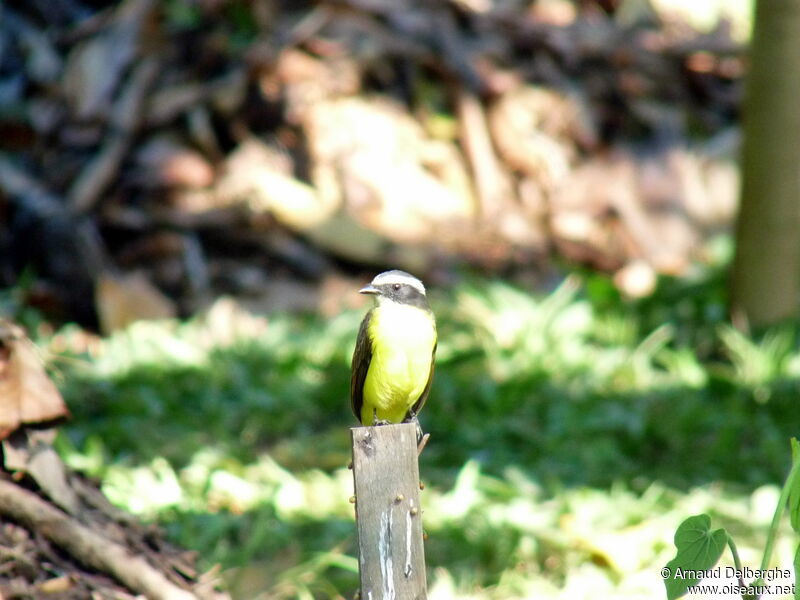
[359,284,379,295]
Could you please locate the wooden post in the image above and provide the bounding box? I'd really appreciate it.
[351,423,427,600]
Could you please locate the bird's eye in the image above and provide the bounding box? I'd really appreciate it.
[392,284,401,291]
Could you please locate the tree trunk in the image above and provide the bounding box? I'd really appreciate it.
[730,0,800,329]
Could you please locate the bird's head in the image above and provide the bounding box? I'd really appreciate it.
[360,270,429,309]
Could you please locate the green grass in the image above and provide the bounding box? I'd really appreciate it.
[44,271,800,599]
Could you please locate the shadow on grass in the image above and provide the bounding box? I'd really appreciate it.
[60,332,800,491]
[60,339,355,471]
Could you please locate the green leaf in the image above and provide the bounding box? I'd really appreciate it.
[788,438,800,532]
[663,514,727,600]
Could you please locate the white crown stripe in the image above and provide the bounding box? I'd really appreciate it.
[371,270,426,294]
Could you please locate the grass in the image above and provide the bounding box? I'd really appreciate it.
[38,268,800,599]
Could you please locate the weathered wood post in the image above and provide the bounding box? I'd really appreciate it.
[351,422,426,599]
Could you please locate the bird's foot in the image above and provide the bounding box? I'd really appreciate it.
[404,412,429,454]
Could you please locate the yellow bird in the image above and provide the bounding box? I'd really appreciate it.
[350,270,437,428]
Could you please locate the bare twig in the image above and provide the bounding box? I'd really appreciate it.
[68,57,160,212]
[0,156,64,216]
[457,88,513,218]
[145,69,247,128]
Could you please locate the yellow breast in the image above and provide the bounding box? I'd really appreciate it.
[362,303,436,424]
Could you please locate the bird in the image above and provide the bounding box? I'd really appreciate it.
[350,270,437,430]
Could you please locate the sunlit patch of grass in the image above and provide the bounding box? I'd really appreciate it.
[717,325,797,401]
[450,276,594,382]
[46,274,800,598]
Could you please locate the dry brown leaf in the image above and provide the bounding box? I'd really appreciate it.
[217,137,338,230]
[303,97,475,242]
[3,429,80,514]
[135,136,215,188]
[267,48,361,123]
[0,321,70,440]
[36,576,74,594]
[488,85,595,189]
[95,271,177,335]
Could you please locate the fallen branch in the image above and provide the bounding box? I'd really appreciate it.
[0,477,197,600]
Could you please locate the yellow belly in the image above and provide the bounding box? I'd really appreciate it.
[362,303,436,424]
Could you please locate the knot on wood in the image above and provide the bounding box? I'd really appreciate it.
[358,434,376,457]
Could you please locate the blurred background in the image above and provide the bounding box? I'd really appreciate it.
[2,0,800,597]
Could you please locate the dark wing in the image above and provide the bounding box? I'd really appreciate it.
[407,340,437,420]
[350,310,374,423]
